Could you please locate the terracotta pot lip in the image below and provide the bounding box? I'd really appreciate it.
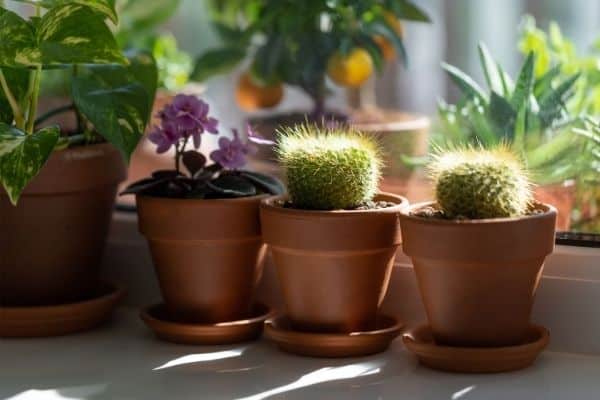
[260,192,409,217]
[351,111,430,132]
[401,201,557,225]
[136,193,270,204]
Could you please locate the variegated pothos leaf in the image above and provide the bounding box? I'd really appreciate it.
[0,124,59,205]
[9,0,118,24]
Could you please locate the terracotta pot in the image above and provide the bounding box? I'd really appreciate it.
[260,193,408,333]
[1,143,126,306]
[136,195,267,323]
[400,202,557,347]
[534,180,576,231]
[350,109,430,180]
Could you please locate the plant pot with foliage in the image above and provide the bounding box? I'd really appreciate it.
[194,0,430,160]
[123,94,284,324]
[400,148,556,347]
[436,42,599,231]
[0,1,156,307]
[260,124,408,334]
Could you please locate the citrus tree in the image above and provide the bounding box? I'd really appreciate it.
[193,0,429,117]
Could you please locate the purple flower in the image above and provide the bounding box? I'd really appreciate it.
[210,129,254,170]
[162,94,219,135]
[148,122,181,154]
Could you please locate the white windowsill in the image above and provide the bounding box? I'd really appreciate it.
[2,308,600,400]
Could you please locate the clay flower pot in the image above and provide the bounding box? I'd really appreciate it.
[1,143,126,306]
[399,202,557,347]
[136,195,267,323]
[260,192,408,333]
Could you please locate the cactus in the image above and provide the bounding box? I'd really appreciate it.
[277,123,382,210]
[429,148,533,219]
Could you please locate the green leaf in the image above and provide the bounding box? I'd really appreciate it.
[86,50,158,117]
[0,9,39,67]
[192,47,246,82]
[239,171,285,195]
[11,0,119,24]
[0,124,59,205]
[38,4,126,66]
[478,42,503,94]
[510,52,535,110]
[497,62,514,96]
[442,62,486,103]
[488,91,516,138]
[538,73,580,121]
[0,67,30,123]
[534,63,562,98]
[72,74,149,161]
[513,102,528,150]
[208,174,257,197]
[116,0,181,46]
[387,0,431,22]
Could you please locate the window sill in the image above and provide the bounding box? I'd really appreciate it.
[2,308,600,399]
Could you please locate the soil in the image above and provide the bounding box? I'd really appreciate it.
[280,200,397,211]
[410,204,545,220]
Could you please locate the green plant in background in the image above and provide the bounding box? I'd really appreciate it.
[0,0,157,205]
[430,147,532,219]
[277,123,382,210]
[115,0,191,91]
[194,0,430,116]
[438,42,599,186]
[519,15,600,116]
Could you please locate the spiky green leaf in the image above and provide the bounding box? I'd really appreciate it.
[442,62,486,103]
[511,52,535,110]
[478,43,503,94]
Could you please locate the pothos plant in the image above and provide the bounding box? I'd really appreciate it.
[193,0,429,117]
[122,94,285,198]
[0,0,157,205]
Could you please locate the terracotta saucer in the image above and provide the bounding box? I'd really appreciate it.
[141,302,272,345]
[265,314,403,358]
[0,282,124,338]
[403,324,550,373]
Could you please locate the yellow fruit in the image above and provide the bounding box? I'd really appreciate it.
[235,72,283,111]
[327,48,374,88]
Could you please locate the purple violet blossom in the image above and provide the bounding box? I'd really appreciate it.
[210,129,255,170]
[150,95,219,154]
[148,121,180,154]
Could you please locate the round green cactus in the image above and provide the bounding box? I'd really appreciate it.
[277,124,382,210]
[430,148,532,219]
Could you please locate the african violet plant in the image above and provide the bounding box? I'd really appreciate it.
[122,94,284,198]
[0,0,157,205]
[438,42,600,186]
[194,0,429,116]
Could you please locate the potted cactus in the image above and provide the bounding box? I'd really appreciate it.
[0,1,156,307]
[260,123,408,333]
[123,94,284,324]
[437,42,599,230]
[399,148,556,347]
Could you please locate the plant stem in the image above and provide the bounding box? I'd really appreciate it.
[34,103,75,127]
[25,65,42,134]
[0,68,25,128]
[72,64,85,133]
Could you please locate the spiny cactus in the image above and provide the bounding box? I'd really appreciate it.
[277,123,382,210]
[429,148,533,219]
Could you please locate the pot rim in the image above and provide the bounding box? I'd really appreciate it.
[351,112,430,132]
[260,192,409,217]
[136,193,271,204]
[401,201,557,226]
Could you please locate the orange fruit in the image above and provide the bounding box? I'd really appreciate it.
[235,72,283,111]
[374,13,405,62]
[327,48,374,88]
